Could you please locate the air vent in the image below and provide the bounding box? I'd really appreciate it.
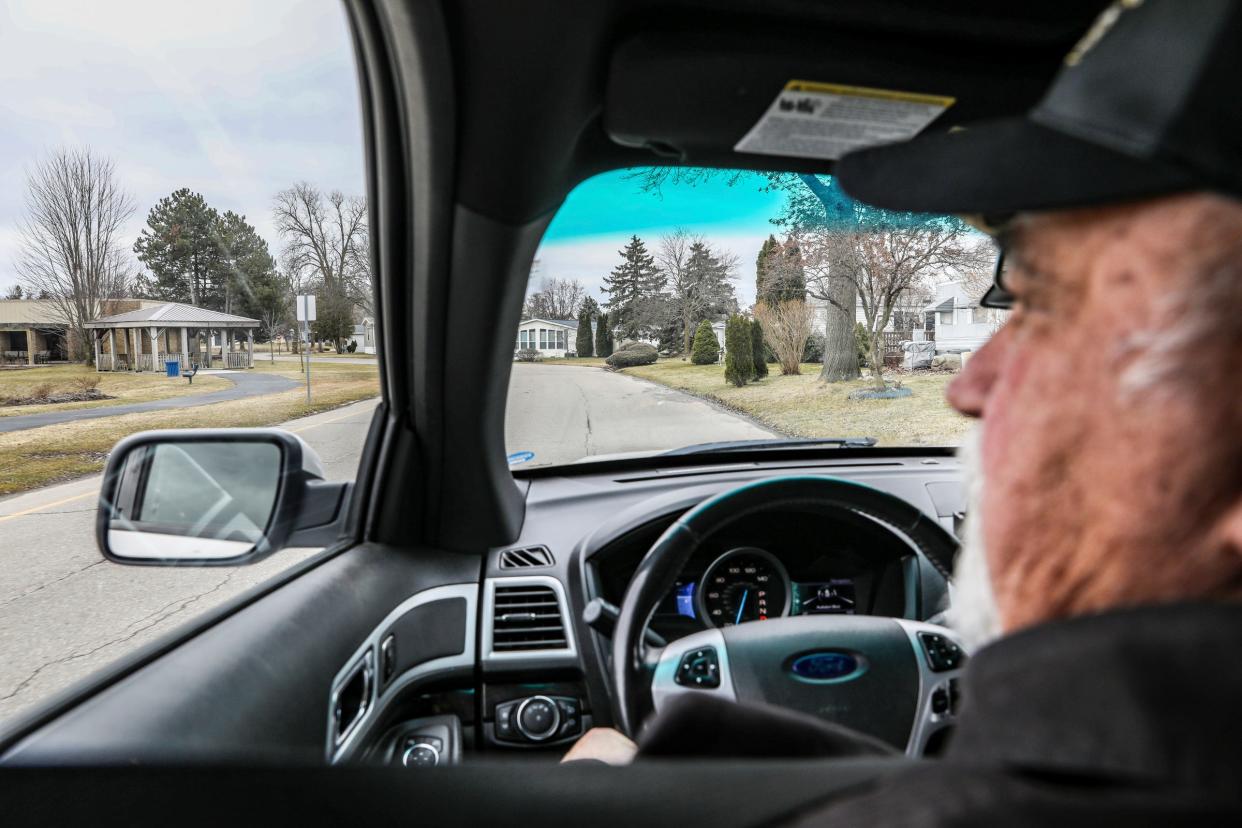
[492,584,567,651]
[499,546,554,569]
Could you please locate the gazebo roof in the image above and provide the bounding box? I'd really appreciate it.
[86,302,259,329]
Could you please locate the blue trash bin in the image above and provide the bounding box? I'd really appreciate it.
[165,359,180,378]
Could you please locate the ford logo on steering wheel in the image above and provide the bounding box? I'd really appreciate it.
[789,651,867,683]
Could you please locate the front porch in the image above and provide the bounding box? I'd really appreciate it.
[86,303,260,372]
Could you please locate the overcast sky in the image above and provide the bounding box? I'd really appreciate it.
[0,0,366,292]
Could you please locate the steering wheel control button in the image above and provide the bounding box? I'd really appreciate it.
[401,742,440,768]
[675,647,721,688]
[918,632,966,672]
[515,695,561,741]
[931,686,950,715]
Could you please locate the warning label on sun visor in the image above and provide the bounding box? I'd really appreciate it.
[734,80,955,160]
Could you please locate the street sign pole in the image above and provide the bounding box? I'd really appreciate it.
[296,295,317,403]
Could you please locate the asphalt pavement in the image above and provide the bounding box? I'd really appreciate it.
[0,396,380,725]
[505,363,777,466]
[0,370,300,434]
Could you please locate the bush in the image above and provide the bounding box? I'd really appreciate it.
[73,375,101,393]
[30,381,55,400]
[723,315,754,387]
[595,311,613,358]
[605,341,657,368]
[516,347,542,362]
[347,341,357,353]
[750,319,768,380]
[690,320,719,364]
[854,323,870,369]
[802,332,825,363]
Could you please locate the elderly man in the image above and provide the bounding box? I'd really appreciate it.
[566,1,1242,822]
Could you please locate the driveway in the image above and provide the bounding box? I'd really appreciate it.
[0,370,300,434]
[506,364,777,466]
[0,397,379,725]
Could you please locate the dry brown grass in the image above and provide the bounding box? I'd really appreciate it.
[0,362,379,495]
[621,360,972,447]
[0,364,228,417]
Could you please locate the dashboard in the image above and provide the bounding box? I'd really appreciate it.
[592,507,913,643]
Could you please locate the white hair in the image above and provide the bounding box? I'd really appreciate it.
[947,426,1002,650]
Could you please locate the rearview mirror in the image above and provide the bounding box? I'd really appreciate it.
[97,429,351,566]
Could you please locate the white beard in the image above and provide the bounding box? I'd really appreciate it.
[947,427,1002,651]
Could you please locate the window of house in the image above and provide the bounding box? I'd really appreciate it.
[939,310,954,325]
[538,329,547,348]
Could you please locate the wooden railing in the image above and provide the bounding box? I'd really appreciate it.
[157,352,190,370]
[134,353,156,372]
[225,352,248,368]
[97,353,113,372]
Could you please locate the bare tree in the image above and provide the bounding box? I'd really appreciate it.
[15,148,135,362]
[804,220,989,391]
[754,299,813,376]
[657,229,739,355]
[272,182,371,325]
[523,277,587,319]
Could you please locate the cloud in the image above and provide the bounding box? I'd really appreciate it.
[0,0,364,292]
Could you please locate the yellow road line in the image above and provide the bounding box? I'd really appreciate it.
[0,490,95,525]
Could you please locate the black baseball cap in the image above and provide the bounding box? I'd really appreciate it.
[834,0,1242,216]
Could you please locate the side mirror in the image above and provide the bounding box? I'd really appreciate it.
[97,429,351,566]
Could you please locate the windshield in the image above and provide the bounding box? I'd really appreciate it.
[505,167,1001,469]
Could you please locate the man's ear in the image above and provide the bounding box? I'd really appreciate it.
[1213,500,1242,562]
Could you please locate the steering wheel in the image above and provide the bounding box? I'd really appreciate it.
[612,476,967,755]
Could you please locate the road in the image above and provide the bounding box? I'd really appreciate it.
[0,397,380,725]
[0,363,771,725]
[506,364,777,466]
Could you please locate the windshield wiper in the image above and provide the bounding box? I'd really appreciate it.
[662,437,877,456]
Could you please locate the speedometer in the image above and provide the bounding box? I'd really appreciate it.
[696,547,790,628]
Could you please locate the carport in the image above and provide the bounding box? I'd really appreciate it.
[85,302,259,372]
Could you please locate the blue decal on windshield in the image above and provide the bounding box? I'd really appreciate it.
[507,451,536,466]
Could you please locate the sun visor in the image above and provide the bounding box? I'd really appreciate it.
[602,29,1058,171]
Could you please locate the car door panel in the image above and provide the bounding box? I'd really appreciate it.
[1,543,480,764]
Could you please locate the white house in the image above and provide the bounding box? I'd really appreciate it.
[923,281,1002,354]
[345,316,377,354]
[516,318,581,358]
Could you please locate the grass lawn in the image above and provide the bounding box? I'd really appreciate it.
[0,361,380,496]
[0,364,230,418]
[621,360,972,447]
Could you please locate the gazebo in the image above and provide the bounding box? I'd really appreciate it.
[85,302,260,372]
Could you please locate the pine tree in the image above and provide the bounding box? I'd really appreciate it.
[750,318,769,380]
[690,320,719,364]
[601,235,663,340]
[724,315,754,386]
[133,188,223,307]
[595,310,613,358]
[214,210,280,318]
[755,234,777,307]
[756,235,806,306]
[575,307,594,357]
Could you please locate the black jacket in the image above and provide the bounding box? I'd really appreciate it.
[790,602,1242,826]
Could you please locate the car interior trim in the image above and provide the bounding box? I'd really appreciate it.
[480,574,578,667]
[326,582,478,763]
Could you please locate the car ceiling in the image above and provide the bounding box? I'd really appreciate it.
[445,0,1113,225]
